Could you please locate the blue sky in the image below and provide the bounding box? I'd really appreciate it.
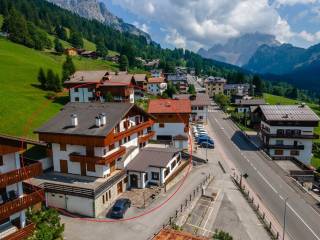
[104,0,320,50]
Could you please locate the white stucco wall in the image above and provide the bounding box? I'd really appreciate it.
[153,123,185,138]
[70,88,94,102]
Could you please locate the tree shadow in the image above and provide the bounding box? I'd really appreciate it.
[31,83,44,90]
[53,95,69,105]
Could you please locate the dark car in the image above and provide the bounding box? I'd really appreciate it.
[109,198,131,219]
[200,141,215,149]
[197,136,214,144]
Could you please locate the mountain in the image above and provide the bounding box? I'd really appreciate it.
[245,43,320,75]
[198,33,280,66]
[46,0,151,42]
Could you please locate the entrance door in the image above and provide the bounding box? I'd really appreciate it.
[110,160,116,174]
[80,162,86,176]
[130,174,138,188]
[117,182,123,194]
[60,160,68,173]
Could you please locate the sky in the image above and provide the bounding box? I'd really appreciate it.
[104,0,320,51]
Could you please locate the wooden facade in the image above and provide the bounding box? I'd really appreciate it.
[2,223,36,240]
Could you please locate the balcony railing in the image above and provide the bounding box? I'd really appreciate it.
[0,189,44,221]
[265,144,305,150]
[138,131,155,144]
[70,146,126,165]
[2,223,36,240]
[113,120,154,141]
[261,129,319,139]
[0,162,43,189]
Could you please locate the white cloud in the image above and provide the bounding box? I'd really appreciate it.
[298,30,320,42]
[111,0,296,50]
[275,0,316,7]
[133,21,149,33]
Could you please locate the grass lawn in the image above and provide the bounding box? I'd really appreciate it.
[83,38,96,51]
[311,156,320,170]
[0,37,118,139]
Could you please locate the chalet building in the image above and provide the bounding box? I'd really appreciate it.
[33,102,155,217]
[174,93,210,123]
[204,77,227,97]
[133,74,148,99]
[257,105,320,165]
[127,147,182,188]
[234,98,266,114]
[148,99,191,149]
[224,83,251,97]
[64,47,78,56]
[64,71,147,104]
[147,77,167,96]
[0,135,43,240]
[166,73,188,94]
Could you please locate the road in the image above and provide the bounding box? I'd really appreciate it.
[207,105,320,240]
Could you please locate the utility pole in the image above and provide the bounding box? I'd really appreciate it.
[282,197,288,240]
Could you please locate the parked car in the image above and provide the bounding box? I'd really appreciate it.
[194,133,208,139]
[197,136,214,144]
[200,141,215,148]
[109,199,131,218]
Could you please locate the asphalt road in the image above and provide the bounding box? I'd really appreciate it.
[208,105,320,240]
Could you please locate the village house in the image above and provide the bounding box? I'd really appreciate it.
[166,72,189,94]
[204,76,227,97]
[234,98,266,114]
[64,47,78,56]
[173,93,210,123]
[126,147,182,188]
[32,102,155,217]
[224,83,252,97]
[148,99,191,149]
[256,104,320,165]
[64,71,148,104]
[0,135,44,240]
[150,69,163,78]
[147,77,167,96]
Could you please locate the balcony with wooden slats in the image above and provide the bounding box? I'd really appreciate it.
[261,129,319,140]
[70,146,126,165]
[113,120,154,142]
[138,131,155,144]
[0,189,44,221]
[0,162,43,189]
[2,223,35,240]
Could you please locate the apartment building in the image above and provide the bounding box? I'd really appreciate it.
[204,77,227,97]
[148,99,191,149]
[33,102,155,217]
[0,135,43,240]
[258,105,320,165]
[174,93,210,123]
[147,77,167,96]
[64,71,147,104]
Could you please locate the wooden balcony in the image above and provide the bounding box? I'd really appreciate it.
[0,189,44,221]
[2,223,35,240]
[70,146,126,165]
[138,131,155,144]
[113,120,154,141]
[261,129,319,139]
[265,144,305,150]
[0,162,43,189]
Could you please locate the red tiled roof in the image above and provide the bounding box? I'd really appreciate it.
[148,77,165,84]
[148,99,191,114]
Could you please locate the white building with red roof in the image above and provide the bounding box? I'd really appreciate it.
[147,77,167,95]
[148,99,191,149]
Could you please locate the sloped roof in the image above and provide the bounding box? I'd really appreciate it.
[148,77,165,84]
[235,98,266,106]
[173,93,210,106]
[260,105,320,122]
[148,99,191,114]
[35,102,150,137]
[65,71,107,85]
[126,147,180,172]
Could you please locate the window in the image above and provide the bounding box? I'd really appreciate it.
[171,160,176,170]
[0,155,3,166]
[74,88,79,92]
[103,148,108,156]
[87,163,95,172]
[275,149,284,155]
[124,137,127,143]
[276,140,284,145]
[102,195,105,204]
[145,173,148,182]
[159,123,165,128]
[128,135,131,141]
[60,144,67,151]
[75,97,80,102]
[105,192,108,201]
[88,88,92,92]
[151,172,159,180]
[290,150,300,156]
[198,106,204,110]
[109,190,111,199]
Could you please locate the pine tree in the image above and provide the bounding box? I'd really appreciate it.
[54,38,64,54]
[69,31,83,49]
[62,56,76,82]
[187,84,196,94]
[53,74,62,92]
[119,55,129,71]
[38,68,47,89]
[55,25,68,41]
[252,75,263,96]
[96,40,108,57]
[46,69,55,90]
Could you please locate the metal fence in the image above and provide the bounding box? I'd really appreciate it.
[148,174,213,240]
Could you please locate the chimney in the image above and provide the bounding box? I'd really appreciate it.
[71,114,78,127]
[100,113,107,125]
[95,116,102,127]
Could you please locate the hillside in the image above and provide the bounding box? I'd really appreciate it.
[0,37,117,139]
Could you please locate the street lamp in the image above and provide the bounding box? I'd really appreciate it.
[282,197,289,240]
